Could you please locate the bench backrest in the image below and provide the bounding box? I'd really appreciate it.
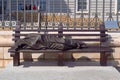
[13,23,107,47]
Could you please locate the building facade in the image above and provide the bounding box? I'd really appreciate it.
[0,0,120,28]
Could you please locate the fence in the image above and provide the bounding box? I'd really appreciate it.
[0,0,120,29]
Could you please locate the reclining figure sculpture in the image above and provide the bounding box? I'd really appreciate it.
[11,34,87,51]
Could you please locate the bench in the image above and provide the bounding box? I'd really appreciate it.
[8,23,113,66]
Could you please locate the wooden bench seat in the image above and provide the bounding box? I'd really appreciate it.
[8,23,113,66]
[9,47,112,53]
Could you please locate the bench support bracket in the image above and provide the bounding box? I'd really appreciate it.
[100,52,109,66]
[13,52,20,66]
[58,53,64,66]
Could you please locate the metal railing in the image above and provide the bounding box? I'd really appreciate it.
[0,0,120,29]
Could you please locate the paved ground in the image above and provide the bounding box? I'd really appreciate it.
[0,68,4,73]
[0,62,120,80]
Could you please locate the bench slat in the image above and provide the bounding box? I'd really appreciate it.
[12,38,106,42]
[9,47,113,53]
[13,33,108,37]
[14,29,107,32]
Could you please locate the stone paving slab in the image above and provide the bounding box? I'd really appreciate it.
[0,62,120,80]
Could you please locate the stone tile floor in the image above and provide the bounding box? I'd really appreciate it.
[0,62,120,80]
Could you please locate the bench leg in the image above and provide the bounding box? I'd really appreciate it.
[58,53,64,66]
[100,52,108,66]
[13,52,20,66]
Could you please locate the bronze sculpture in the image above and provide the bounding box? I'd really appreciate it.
[11,34,87,51]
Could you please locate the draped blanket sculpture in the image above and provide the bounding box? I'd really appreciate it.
[11,34,87,51]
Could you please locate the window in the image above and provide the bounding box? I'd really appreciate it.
[76,0,89,13]
[0,2,1,14]
[115,0,120,13]
[0,0,7,14]
[40,0,46,11]
[117,0,120,11]
[16,0,46,11]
